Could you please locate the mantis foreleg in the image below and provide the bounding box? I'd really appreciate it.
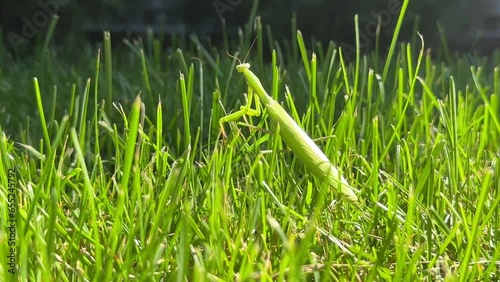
[219,86,261,138]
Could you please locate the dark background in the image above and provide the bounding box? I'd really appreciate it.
[0,0,497,54]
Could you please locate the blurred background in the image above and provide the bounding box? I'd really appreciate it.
[1,0,499,54]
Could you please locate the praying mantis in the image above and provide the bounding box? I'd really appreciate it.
[219,55,358,202]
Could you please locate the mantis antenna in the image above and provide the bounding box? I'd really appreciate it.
[225,51,242,65]
[226,34,260,65]
[243,34,259,63]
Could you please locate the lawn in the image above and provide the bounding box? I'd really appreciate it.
[0,6,499,282]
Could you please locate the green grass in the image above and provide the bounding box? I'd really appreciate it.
[1,6,500,281]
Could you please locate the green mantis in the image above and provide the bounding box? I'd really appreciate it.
[220,57,358,202]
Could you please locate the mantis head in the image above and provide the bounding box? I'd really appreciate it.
[226,51,251,73]
[236,63,251,72]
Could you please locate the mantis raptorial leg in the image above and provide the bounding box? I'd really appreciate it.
[219,86,260,138]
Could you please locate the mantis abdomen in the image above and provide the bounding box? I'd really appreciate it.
[266,101,358,202]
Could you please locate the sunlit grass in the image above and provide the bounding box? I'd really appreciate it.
[1,4,499,281]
